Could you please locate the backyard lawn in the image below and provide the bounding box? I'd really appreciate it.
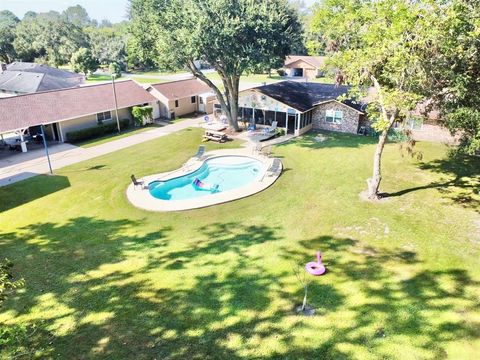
[0,128,479,359]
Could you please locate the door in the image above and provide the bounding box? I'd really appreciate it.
[287,114,296,134]
[199,96,205,113]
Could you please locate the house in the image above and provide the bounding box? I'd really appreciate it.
[0,62,85,97]
[237,81,365,136]
[283,56,326,80]
[0,79,158,147]
[146,78,216,119]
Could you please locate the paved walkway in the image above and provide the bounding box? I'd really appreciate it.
[0,118,201,187]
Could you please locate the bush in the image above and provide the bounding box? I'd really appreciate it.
[132,105,153,126]
[66,118,130,143]
[109,62,122,78]
[277,69,286,76]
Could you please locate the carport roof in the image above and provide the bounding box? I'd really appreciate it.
[0,80,156,133]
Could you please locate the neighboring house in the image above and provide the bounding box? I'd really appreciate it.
[237,81,365,136]
[146,79,216,119]
[0,62,85,97]
[283,56,326,80]
[0,79,158,146]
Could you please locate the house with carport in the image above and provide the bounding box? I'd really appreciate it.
[0,79,158,151]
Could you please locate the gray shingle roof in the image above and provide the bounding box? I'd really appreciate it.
[0,62,84,94]
[253,81,364,113]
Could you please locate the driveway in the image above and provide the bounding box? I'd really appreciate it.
[0,118,202,187]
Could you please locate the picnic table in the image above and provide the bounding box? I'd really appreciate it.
[203,130,228,143]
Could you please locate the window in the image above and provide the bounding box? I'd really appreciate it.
[96,111,112,123]
[191,96,196,104]
[175,100,179,107]
[406,117,423,130]
[199,97,204,104]
[325,109,343,124]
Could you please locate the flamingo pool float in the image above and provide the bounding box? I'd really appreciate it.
[305,251,326,276]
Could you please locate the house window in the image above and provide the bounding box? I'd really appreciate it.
[191,96,196,103]
[175,100,179,107]
[96,111,112,123]
[406,117,423,130]
[325,109,343,124]
[199,97,204,104]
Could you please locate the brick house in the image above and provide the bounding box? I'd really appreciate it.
[237,81,365,136]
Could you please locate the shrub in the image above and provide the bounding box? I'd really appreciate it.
[66,118,130,143]
[109,62,122,78]
[277,69,286,76]
[132,106,153,126]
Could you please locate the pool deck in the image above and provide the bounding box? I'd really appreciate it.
[126,148,282,212]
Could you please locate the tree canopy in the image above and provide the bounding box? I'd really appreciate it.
[70,47,99,77]
[129,0,301,130]
[311,0,436,199]
[0,10,20,63]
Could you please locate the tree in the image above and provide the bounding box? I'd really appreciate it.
[1,259,23,308]
[0,10,19,63]
[70,47,98,77]
[62,5,91,27]
[85,23,128,66]
[420,0,480,155]
[14,11,88,66]
[109,61,122,77]
[311,0,434,200]
[129,0,301,131]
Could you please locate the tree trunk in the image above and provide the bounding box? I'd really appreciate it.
[367,128,389,199]
[186,59,240,131]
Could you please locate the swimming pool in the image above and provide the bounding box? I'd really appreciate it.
[148,156,265,201]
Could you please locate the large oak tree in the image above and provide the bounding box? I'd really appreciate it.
[129,0,301,130]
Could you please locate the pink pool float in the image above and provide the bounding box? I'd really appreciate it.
[305,251,326,276]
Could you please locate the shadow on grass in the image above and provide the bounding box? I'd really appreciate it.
[385,152,480,212]
[0,221,478,358]
[0,175,70,213]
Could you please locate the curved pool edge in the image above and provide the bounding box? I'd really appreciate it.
[126,149,282,212]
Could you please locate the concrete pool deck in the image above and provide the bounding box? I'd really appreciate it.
[126,148,282,212]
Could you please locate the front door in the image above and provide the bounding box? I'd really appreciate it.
[287,114,296,134]
[199,97,205,113]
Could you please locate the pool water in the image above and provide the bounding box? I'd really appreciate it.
[148,156,264,201]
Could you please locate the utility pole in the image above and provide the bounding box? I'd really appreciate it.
[111,74,121,133]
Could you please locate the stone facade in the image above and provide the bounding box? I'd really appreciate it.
[312,101,361,134]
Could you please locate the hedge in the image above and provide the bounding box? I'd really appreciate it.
[66,119,130,143]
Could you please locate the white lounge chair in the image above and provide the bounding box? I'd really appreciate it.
[263,121,278,135]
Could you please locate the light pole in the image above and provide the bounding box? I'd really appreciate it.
[111,74,121,133]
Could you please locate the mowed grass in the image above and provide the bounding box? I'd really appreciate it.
[75,125,162,148]
[0,128,479,359]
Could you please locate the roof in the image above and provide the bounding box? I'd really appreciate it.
[252,81,364,113]
[0,71,82,93]
[0,80,156,133]
[149,78,211,100]
[284,56,326,69]
[6,62,83,79]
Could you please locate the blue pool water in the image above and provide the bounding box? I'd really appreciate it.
[149,156,264,201]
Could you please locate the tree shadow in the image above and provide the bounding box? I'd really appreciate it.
[385,152,480,212]
[1,222,478,359]
[0,175,71,212]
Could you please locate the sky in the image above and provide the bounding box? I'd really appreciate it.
[1,0,130,23]
[1,0,318,23]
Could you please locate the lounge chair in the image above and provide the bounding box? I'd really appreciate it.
[263,121,278,135]
[131,175,146,189]
[267,158,281,176]
[194,145,206,159]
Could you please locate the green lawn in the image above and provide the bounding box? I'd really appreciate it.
[130,76,168,84]
[74,125,161,148]
[0,128,479,359]
[206,72,335,85]
[85,74,112,83]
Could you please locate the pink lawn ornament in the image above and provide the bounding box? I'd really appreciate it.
[305,251,326,276]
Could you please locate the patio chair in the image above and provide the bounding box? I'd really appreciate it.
[131,174,146,189]
[263,121,278,135]
[267,158,281,176]
[194,145,206,159]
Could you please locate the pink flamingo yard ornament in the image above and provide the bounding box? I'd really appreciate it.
[305,251,326,276]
